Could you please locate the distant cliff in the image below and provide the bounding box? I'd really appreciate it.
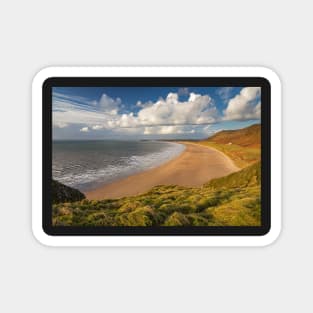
[52,180,85,204]
[207,124,261,148]
[198,124,261,168]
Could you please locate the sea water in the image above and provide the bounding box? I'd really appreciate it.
[52,140,185,191]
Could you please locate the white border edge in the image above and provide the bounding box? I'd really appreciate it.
[32,66,282,247]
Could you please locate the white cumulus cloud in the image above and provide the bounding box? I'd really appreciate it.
[92,125,103,130]
[143,125,196,135]
[53,121,68,128]
[136,92,218,127]
[80,127,89,132]
[223,87,261,121]
[97,94,121,115]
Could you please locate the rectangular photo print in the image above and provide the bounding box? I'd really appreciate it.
[49,82,266,235]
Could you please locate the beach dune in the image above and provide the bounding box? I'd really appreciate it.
[86,142,239,200]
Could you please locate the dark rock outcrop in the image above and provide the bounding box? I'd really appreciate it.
[52,180,85,204]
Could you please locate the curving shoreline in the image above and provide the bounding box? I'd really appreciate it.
[85,141,239,200]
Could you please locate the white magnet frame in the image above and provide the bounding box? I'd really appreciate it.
[32,67,281,247]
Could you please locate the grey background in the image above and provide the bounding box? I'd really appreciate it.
[0,0,311,312]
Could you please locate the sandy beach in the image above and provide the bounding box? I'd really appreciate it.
[85,142,239,200]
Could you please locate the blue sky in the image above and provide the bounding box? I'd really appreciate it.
[52,86,261,140]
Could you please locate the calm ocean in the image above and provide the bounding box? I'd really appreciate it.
[52,140,185,191]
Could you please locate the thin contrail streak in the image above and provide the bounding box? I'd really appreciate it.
[117,122,215,128]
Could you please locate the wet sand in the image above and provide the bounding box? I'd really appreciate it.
[85,142,239,200]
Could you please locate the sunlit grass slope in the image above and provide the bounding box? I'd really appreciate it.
[197,124,261,168]
[52,162,261,227]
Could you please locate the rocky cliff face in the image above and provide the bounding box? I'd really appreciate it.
[52,180,86,204]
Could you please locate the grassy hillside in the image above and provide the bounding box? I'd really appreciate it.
[197,124,261,168]
[52,162,261,227]
[207,124,261,148]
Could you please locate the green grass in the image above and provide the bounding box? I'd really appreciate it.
[196,141,261,168]
[194,124,261,168]
[52,162,261,227]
